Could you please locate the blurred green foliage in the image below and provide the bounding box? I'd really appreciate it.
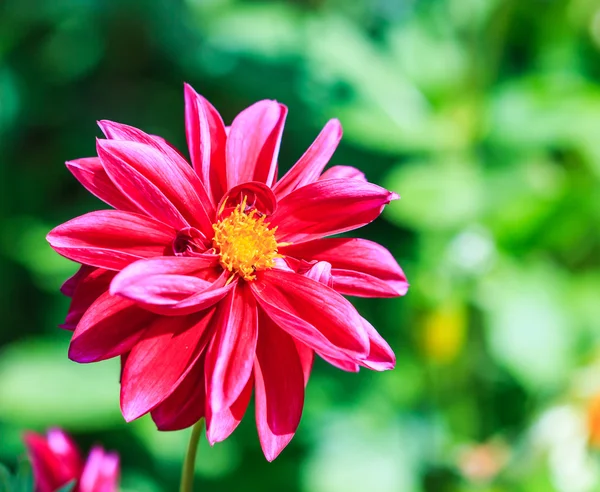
[2,0,600,490]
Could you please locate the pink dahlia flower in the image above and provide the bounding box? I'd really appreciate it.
[47,84,408,460]
[24,428,119,492]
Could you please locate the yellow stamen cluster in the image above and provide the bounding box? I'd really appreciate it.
[212,199,280,281]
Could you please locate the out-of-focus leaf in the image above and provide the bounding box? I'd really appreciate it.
[302,412,422,492]
[12,460,32,492]
[119,471,163,492]
[0,67,19,136]
[202,3,301,60]
[477,261,575,391]
[0,217,75,291]
[0,339,122,429]
[487,75,600,177]
[0,463,11,492]
[56,481,76,492]
[388,22,469,96]
[302,15,476,153]
[38,19,104,83]
[483,157,565,245]
[384,157,485,231]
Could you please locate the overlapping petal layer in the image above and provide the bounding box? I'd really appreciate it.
[47,210,173,270]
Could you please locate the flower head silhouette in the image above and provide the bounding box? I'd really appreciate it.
[47,84,408,460]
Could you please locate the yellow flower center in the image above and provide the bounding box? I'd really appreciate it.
[212,198,280,281]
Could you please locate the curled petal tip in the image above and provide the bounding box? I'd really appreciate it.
[122,408,139,423]
[205,432,217,447]
[389,191,400,201]
[120,397,143,423]
[183,82,198,97]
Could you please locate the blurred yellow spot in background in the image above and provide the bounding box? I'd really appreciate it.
[421,302,466,364]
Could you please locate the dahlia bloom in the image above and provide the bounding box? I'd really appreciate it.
[47,84,408,460]
[24,428,119,492]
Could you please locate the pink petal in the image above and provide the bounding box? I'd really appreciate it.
[24,430,83,492]
[98,120,178,152]
[226,101,287,188]
[120,308,217,421]
[281,238,408,297]
[61,268,115,331]
[359,317,396,371]
[97,139,214,234]
[270,179,398,244]
[206,374,253,445]
[250,269,369,360]
[319,353,360,372]
[69,292,155,363]
[205,283,258,413]
[47,210,174,271]
[45,429,83,473]
[272,257,295,273]
[273,119,342,198]
[151,355,206,431]
[297,259,360,372]
[303,260,334,287]
[184,83,228,205]
[110,256,216,303]
[66,158,138,212]
[110,257,233,315]
[79,447,120,492]
[319,165,367,181]
[254,313,305,461]
[99,119,217,220]
[294,341,314,387]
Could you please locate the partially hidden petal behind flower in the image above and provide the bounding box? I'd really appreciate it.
[270,179,398,244]
[60,268,114,331]
[273,119,342,198]
[226,101,287,189]
[318,165,367,181]
[61,264,95,298]
[46,210,174,271]
[254,312,305,461]
[152,355,206,432]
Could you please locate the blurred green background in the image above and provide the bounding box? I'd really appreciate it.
[2,0,600,490]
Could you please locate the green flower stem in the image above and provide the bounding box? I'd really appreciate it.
[179,419,205,492]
